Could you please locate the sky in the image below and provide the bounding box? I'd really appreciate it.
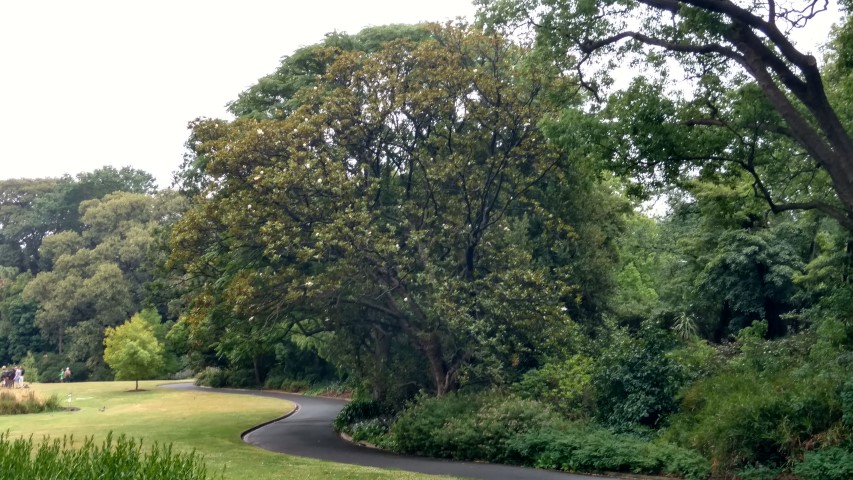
[0,1,841,191]
[0,0,476,189]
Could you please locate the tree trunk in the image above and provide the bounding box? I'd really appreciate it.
[713,301,733,343]
[253,356,261,385]
[421,333,455,396]
[371,328,390,401]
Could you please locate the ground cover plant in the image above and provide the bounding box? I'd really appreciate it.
[335,391,711,479]
[0,381,464,480]
[0,389,61,415]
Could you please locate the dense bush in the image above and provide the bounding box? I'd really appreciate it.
[33,353,67,383]
[589,325,682,431]
[514,354,594,419]
[793,447,853,480]
[0,431,220,480]
[0,390,61,415]
[389,391,709,478]
[664,320,851,474]
[506,427,709,479]
[194,367,227,388]
[223,368,257,388]
[334,399,391,433]
[350,418,395,448]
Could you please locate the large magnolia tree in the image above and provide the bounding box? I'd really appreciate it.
[171,24,593,396]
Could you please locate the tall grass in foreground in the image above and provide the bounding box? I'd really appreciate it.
[0,390,61,415]
[0,431,222,480]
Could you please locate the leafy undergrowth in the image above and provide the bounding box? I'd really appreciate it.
[336,391,710,479]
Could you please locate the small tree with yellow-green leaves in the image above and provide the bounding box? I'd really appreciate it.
[103,312,164,390]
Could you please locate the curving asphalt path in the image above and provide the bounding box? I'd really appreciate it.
[164,383,616,480]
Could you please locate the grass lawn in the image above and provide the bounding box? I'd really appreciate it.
[1,381,461,480]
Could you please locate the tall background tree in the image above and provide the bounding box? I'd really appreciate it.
[171,23,623,398]
[478,0,853,230]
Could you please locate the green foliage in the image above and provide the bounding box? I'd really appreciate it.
[612,262,659,322]
[0,269,45,362]
[736,465,784,480]
[392,392,561,462]
[590,325,682,431]
[349,418,394,448]
[334,399,391,433]
[506,427,709,480]
[666,340,721,383]
[843,379,853,427]
[665,325,851,474]
[172,23,590,398]
[793,447,853,480]
[103,313,165,390]
[32,353,70,383]
[0,390,61,415]
[194,367,227,388]
[514,354,593,418]
[390,391,709,478]
[0,431,219,480]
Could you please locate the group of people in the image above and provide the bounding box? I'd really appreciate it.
[1,365,24,388]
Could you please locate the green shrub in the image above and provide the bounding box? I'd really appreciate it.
[736,465,784,480]
[389,390,710,478]
[350,417,395,448]
[390,392,485,458]
[280,378,310,392]
[33,353,66,383]
[263,373,286,389]
[842,379,853,427]
[0,431,220,480]
[793,447,853,480]
[514,355,594,419]
[303,380,350,397]
[505,427,709,479]
[224,368,256,388]
[590,325,682,431]
[664,327,849,474]
[20,352,39,384]
[194,367,227,388]
[334,399,391,433]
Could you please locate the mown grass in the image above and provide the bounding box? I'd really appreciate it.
[1,381,461,480]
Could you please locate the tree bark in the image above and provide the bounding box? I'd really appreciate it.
[420,332,455,396]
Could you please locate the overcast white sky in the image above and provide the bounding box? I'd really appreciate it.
[0,0,476,189]
[0,1,841,190]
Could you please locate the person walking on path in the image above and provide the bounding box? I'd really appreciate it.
[63,367,72,383]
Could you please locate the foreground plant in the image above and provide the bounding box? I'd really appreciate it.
[0,431,221,480]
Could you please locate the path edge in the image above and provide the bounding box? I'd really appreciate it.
[240,403,301,440]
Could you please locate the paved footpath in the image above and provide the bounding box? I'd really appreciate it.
[164,383,618,480]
